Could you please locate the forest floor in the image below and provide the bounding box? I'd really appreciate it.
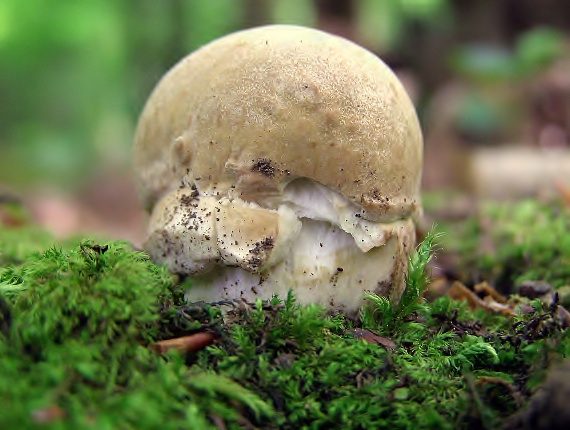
[1,192,569,429]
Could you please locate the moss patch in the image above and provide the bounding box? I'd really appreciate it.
[0,213,569,429]
[0,240,271,429]
[432,198,570,291]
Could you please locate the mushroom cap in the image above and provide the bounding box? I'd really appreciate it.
[133,25,422,223]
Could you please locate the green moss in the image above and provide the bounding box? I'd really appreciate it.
[437,198,570,290]
[0,238,272,429]
[483,200,570,288]
[0,222,568,429]
[0,224,55,267]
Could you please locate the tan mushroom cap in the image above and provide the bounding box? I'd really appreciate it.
[133,25,422,223]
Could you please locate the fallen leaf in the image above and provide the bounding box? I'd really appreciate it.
[474,281,507,303]
[448,281,489,310]
[448,281,516,316]
[346,329,396,349]
[149,332,218,355]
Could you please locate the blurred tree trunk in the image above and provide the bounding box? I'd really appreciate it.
[243,0,271,27]
[314,0,355,39]
[505,0,570,41]
[452,0,506,44]
[126,0,189,105]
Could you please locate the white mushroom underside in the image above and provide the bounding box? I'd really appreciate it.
[145,179,412,313]
[187,219,401,312]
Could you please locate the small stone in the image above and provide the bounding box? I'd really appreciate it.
[517,280,552,299]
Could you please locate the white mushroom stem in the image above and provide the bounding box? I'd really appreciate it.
[187,218,410,312]
[145,180,414,314]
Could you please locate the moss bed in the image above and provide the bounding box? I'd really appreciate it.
[1,198,569,429]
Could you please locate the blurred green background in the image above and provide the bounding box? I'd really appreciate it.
[1,0,315,189]
[1,0,569,240]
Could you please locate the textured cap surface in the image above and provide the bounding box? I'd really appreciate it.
[133,25,422,222]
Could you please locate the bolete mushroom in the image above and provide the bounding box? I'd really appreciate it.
[133,25,422,315]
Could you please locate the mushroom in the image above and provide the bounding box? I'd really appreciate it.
[133,25,423,315]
